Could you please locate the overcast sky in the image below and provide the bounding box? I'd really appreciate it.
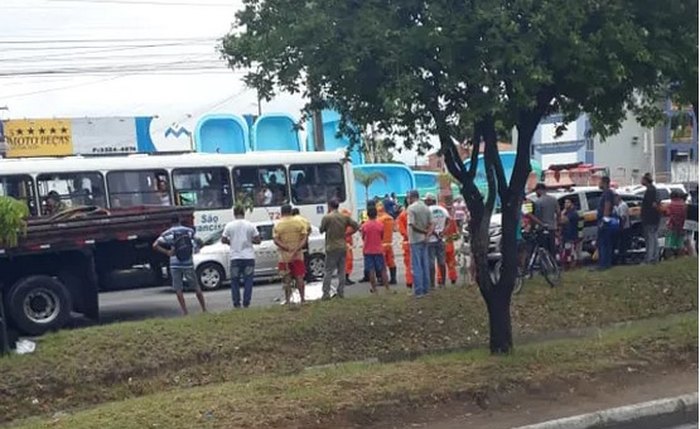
[0,0,424,163]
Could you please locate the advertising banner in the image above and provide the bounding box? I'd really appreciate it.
[71,117,137,155]
[4,119,73,157]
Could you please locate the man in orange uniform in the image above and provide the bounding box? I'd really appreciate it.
[437,199,459,285]
[376,202,397,284]
[396,202,413,289]
[340,208,355,284]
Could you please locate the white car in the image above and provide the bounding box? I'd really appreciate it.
[193,221,326,290]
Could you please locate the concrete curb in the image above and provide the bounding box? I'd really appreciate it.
[513,393,698,429]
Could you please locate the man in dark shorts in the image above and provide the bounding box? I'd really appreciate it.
[361,206,389,293]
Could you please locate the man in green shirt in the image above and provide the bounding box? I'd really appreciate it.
[319,198,359,299]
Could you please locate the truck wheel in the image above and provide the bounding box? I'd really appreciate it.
[7,276,72,336]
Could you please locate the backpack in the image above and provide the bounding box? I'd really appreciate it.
[172,229,194,261]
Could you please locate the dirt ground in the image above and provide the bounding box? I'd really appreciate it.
[344,365,698,429]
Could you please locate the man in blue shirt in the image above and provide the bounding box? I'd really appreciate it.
[153,216,207,315]
[595,176,617,270]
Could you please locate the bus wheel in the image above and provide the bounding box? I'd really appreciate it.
[7,276,72,336]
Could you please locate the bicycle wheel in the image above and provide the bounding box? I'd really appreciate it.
[538,248,561,288]
[513,273,524,295]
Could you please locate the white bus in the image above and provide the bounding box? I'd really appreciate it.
[0,150,356,233]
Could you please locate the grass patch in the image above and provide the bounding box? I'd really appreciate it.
[12,314,698,429]
[0,258,697,423]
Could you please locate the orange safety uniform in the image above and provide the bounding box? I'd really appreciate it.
[396,209,413,287]
[341,209,354,275]
[437,211,459,284]
[376,204,396,269]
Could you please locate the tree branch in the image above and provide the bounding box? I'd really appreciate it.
[467,124,480,181]
[483,115,508,202]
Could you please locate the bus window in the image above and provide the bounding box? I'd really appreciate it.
[0,175,37,216]
[37,172,106,215]
[290,164,345,204]
[107,170,170,208]
[172,167,232,210]
[233,166,288,207]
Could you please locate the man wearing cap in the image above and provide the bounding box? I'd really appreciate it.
[407,190,432,297]
[396,200,413,291]
[376,201,398,285]
[425,193,450,288]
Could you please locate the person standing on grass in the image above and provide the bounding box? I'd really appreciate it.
[641,173,661,264]
[664,190,687,259]
[361,206,390,293]
[425,193,449,289]
[153,215,207,315]
[560,198,580,270]
[595,176,617,271]
[613,194,631,265]
[319,198,359,300]
[407,189,432,297]
[274,204,309,305]
[222,206,261,308]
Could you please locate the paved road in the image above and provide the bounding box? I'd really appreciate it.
[75,254,414,327]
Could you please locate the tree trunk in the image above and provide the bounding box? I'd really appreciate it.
[483,284,513,353]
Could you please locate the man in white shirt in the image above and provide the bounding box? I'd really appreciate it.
[425,193,450,289]
[222,206,261,308]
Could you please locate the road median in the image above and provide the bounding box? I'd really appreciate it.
[13,313,698,429]
[0,258,696,423]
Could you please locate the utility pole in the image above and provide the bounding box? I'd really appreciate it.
[312,109,325,151]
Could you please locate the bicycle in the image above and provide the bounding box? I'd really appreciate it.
[518,228,561,290]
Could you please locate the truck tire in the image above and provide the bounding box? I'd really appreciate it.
[6,276,72,336]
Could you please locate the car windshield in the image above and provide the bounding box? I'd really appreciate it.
[201,228,223,246]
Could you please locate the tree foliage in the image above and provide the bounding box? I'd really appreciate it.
[222,0,697,353]
[0,196,28,248]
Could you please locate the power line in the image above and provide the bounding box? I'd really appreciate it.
[0,75,125,98]
[0,37,218,45]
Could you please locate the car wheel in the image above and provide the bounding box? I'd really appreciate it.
[196,262,225,291]
[307,253,325,280]
[6,275,72,336]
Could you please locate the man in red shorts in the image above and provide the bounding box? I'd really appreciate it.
[273,204,309,305]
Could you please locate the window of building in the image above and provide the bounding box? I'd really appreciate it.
[37,172,106,215]
[290,163,345,205]
[107,170,171,208]
[0,175,38,216]
[233,166,288,207]
[172,167,232,210]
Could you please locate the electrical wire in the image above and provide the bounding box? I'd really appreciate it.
[0,75,126,98]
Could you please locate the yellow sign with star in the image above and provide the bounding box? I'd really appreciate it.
[4,119,73,158]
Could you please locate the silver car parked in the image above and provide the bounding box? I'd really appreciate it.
[193,221,326,290]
